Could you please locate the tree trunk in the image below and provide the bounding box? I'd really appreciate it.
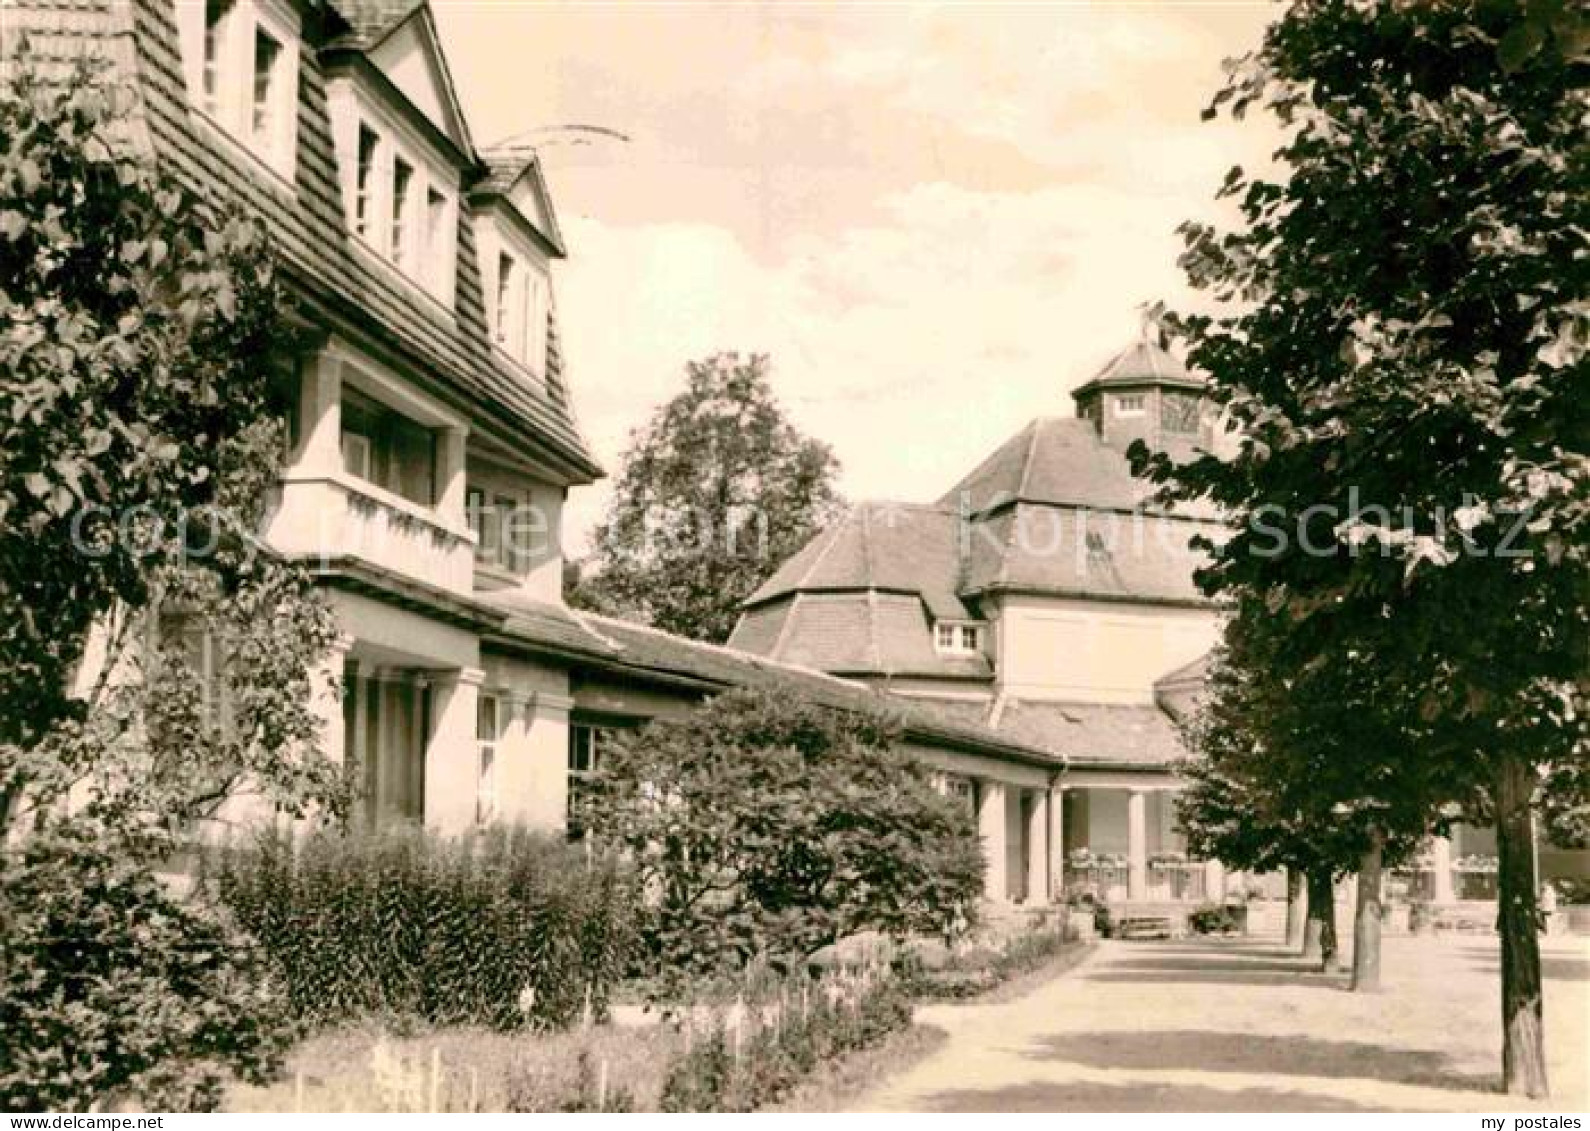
[1285,868,1307,952]
[1305,869,1339,972]
[1350,834,1384,992]
[1495,754,1549,1098]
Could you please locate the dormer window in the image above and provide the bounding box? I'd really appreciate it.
[179,0,299,179]
[486,245,549,375]
[934,622,983,654]
[1114,394,1146,417]
[391,156,414,263]
[354,125,378,238]
[330,103,458,304]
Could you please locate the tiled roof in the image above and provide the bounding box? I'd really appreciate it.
[747,502,968,610]
[8,0,603,484]
[474,146,568,256]
[996,700,1187,769]
[732,503,996,680]
[939,417,1212,517]
[731,592,994,681]
[1073,333,1204,395]
[326,0,424,49]
[960,502,1221,605]
[478,596,1057,766]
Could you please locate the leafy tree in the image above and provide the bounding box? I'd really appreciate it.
[579,688,984,997]
[0,55,346,1106]
[1178,620,1459,985]
[1140,0,1587,1095]
[571,353,843,642]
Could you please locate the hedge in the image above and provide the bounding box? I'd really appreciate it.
[212,825,638,1031]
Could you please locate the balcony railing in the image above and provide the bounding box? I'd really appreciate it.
[264,472,474,594]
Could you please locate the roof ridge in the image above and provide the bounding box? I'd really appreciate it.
[576,610,881,695]
[794,516,849,590]
[769,591,802,659]
[1015,416,1044,502]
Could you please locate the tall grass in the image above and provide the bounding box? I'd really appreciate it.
[212,825,638,1030]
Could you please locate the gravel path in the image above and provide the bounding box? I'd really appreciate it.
[855,932,1590,1112]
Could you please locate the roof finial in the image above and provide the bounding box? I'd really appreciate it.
[1138,301,1167,348]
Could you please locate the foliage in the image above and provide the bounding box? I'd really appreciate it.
[0,53,344,1110]
[0,820,289,1111]
[570,352,844,642]
[895,923,1080,1000]
[658,972,913,1112]
[1187,902,1241,936]
[578,689,984,996]
[1138,0,1587,1093]
[506,1050,636,1113]
[213,825,640,1032]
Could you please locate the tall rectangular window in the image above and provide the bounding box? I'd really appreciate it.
[391,156,413,265]
[201,0,236,117]
[354,124,378,238]
[425,187,448,285]
[476,694,500,825]
[525,271,548,373]
[250,24,282,141]
[495,252,516,347]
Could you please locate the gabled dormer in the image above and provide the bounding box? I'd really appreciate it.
[469,148,567,394]
[320,0,476,306]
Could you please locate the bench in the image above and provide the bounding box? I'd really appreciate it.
[1114,915,1176,940]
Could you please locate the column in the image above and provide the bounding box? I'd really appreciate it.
[977,780,1008,902]
[1127,789,1148,901]
[436,425,469,527]
[527,691,573,833]
[1049,785,1066,902]
[1431,834,1455,903]
[346,656,370,823]
[295,350,343,475]
[1026,790,1048,904]
[423,667,483,835]
[1204,858,1227,903]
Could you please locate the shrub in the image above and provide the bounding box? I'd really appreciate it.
[897,923,1078,1000]
[658,972,913,1112]
[1188,902,1238,935]
[1,822,289,1111]
[581,688,984,997]
[213,825,638,1031]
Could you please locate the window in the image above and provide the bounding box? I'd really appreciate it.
[467,488,528,574]
[354,124,378,238]
[202,0,236,118]
[340,432,371,480]
[476,694,501,825]
[495,252,517,349]
[391,156,413,266]
[156,610,228,727]
[934,622,983,655]
[1114,393,1146,417]
[489,241,551,375]
[525,271,549,375]
[181,0,298,176]
[250,24,282,142]
[567,723,612,837]
[569,725,601,776]
[340,387,437,507]
[426,188,449,283]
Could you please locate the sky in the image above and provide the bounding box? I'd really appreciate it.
[432,1,1280,552]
